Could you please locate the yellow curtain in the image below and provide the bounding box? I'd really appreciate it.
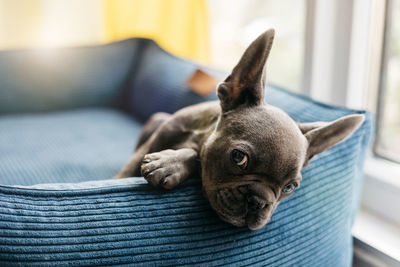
[0,0,210,63]
[103,0,210,63]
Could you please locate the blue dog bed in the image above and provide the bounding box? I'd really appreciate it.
[0,39,373,266]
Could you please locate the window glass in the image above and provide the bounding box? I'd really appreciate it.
[375,0,400,163]
[208,0,305,92]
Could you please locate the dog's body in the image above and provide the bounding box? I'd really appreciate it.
[115,29,364,230]
[116,101,220,182]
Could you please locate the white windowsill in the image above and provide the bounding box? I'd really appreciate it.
[362,156,400,225]
[353,208,400,262]
[352,156,400,262]
[364,155,400,189]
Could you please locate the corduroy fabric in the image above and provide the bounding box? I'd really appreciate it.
[0,108,142,185]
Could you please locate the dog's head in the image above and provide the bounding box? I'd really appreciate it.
[200,29,364,230]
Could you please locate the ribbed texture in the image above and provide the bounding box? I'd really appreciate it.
[0,142,366,266]
[0,39,373,266]
[0,108,142,185]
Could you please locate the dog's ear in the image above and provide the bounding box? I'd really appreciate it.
[218,29,275,112]
[298,114,365,166]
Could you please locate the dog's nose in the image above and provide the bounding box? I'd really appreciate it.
[247,195,267,212]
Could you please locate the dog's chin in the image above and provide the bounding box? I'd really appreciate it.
[215,208,271,230]
[245,212,271,230]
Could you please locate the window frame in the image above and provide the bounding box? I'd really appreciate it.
[373,0,400,164]
[302,0,400,261]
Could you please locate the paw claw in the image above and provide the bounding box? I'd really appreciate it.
[142,159,151,164]
[159,177,167,186]
[142,169,151,176]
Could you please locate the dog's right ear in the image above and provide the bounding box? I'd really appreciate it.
[218,29,275,112]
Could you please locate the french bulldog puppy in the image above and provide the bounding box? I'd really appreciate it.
[114,29,364,230]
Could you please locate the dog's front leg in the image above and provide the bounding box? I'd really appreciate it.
[140,148,199,189]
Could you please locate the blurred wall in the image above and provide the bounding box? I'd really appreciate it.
[0,0,104,49]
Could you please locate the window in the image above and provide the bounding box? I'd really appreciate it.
[207,0,305,92]
[375,0,400,163]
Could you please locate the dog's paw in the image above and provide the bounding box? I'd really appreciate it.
[140,149,191,190]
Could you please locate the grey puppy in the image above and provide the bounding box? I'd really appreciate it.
[114,29,364,230]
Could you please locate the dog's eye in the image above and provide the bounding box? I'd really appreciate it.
[231,149,248,169]
[282,182,298,194]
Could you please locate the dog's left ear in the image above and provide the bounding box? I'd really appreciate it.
[299,114,365,166]
[218,29,275,112]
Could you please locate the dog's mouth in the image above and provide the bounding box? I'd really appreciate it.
[206,186,275,230]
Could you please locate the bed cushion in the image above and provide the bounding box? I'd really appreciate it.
[0,86,373,266]
[0,108,142,185]
[126,39,223,122]
[0,39,140,115]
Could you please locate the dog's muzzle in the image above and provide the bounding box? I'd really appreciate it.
[209,185,274,229]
